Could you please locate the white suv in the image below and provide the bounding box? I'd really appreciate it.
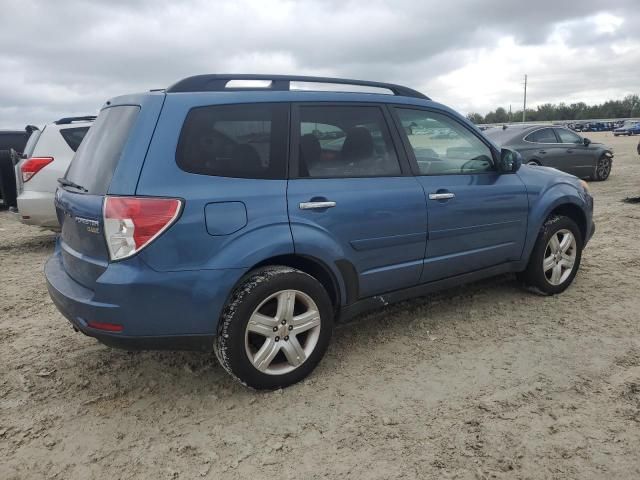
[15,116,93,228]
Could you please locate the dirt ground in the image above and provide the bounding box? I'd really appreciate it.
[1,132,639,479]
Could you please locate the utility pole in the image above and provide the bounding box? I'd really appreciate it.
[522,74,527,123]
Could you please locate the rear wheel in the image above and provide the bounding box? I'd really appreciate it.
[518,215,583,295]
[214,266,333,389]
[527,160,541,166]
[593,154,612,181]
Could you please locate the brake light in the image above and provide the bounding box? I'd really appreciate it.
[103,196,182,261]
[21,157,53,182]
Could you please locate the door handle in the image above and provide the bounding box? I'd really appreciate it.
[538,150,547,154]
[428,192,455,200]
[566,149,573,153]
[299,201,336,210]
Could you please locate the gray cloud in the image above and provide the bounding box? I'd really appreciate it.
[1,0,639,127]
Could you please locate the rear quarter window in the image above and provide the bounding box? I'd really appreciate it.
[65,106,139,194]
[60,127,90,152]
[176,103,289,179]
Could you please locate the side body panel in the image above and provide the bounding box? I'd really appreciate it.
[417,172,528,282]
[287,177,427,299]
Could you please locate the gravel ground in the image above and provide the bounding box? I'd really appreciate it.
[1,132,639,480]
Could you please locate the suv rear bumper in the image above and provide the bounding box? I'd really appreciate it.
[45,247,244,351]
[17,190,58,228]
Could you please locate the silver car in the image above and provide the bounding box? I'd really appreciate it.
[14,116,93,228]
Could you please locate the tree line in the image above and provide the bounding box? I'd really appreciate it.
[466,94,640,124]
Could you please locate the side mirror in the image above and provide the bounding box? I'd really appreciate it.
[499,148,522,173]
[583,137,591,146]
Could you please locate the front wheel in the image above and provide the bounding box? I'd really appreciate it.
[518,215,583,295]
[593,154,612,181]
[214,266,333,389]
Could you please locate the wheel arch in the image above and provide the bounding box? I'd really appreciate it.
[520,185,590,269]
[249,254,354,311]
[547,203,587,242]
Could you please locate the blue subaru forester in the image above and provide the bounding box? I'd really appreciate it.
[46,75,595,389]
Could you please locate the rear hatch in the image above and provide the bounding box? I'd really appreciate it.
[56,105,141,288]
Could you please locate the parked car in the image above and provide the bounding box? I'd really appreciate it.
[0,128,31,152]
[46,75,595,390]
[613,122,640,136]
[485,124,613,181]
[14,116,93,228]
[0,126,37,208]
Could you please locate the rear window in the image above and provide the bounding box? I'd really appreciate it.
[176,103,288,179]
[65,106,139,194]
[60,127,90,152]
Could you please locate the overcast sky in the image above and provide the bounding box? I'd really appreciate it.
[1,0,639,128]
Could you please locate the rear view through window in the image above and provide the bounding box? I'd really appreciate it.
[65,106,140,194]
[176,103,288,179]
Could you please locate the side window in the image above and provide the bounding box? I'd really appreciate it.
[395,108,494,175]
[525,128,558,143]
[297,105,401,178]
[555,128,582,144]
[60,127,90,152]
[176,103,288,179]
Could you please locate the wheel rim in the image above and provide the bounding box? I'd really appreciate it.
[244,289,321,375]
[597,157,611,179]
[527,161,539,166]
[543,229,577,286]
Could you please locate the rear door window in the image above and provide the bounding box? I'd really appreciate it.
[60,127,90,152]
[176,103,288,179]
[525,128,558,143]
[65,106,140,194]
[296,105,401,178]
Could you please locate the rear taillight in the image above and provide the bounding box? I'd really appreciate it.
[103,196,182,261]
[21,157,54,182]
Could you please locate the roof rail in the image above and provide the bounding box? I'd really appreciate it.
[166,74,429,100]
[54,115,97,125]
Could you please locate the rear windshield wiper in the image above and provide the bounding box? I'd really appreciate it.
[57,177,88,192]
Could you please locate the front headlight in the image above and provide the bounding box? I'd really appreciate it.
[579,179,590,194]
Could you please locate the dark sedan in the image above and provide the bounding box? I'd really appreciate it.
[485,125,613,181]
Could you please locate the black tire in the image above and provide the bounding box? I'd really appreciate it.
[214,266,333,389]
[518,215,583,295]
[592,154,612,181]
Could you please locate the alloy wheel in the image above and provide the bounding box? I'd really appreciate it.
[543,229,577,286]
[597,157,611,180]
[244,290,321,375]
